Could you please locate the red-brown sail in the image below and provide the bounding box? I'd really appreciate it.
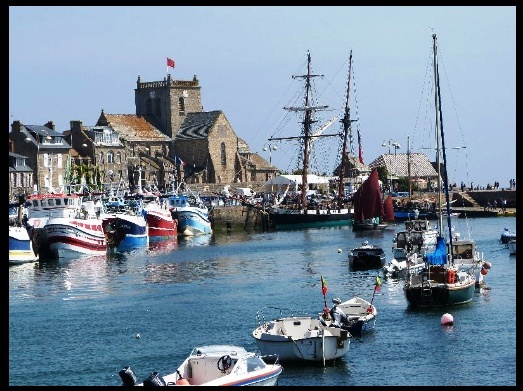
[353,169,384,221]
[383,195,395,222]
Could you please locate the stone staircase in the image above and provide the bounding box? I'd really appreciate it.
[452,191,481,208]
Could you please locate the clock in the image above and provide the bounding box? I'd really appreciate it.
[182,90,188,98]
[149,90,156,98]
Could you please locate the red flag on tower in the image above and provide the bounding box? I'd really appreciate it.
[167,58,175,68]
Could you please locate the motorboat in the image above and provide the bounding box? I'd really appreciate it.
[391,218,438,260]
[500,227,516,244]
[319,296,377,338]
[9,203,39,265]
[252,306,350,364]
[348,241,386,271]
[118,344,283,386]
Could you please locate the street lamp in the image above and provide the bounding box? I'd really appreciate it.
[263,144,277,164]
[382,139,401,155]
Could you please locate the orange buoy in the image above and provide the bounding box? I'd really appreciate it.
[176,378,190,386]
[481,268,488,275]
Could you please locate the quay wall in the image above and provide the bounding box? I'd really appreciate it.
[451,189,516,208]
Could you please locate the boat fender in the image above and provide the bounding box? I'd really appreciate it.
[176,378,190,385]
[480,268,488,276]
[447,269,455,284]
[482,261,492,270]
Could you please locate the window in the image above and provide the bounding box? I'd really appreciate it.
[146,98,153,115]
[178,97,185,115]
[107,151,114,164]
[99,152,104,164]
[116,152,122,164]
[220,143,226,166]
[43,153,49,168]
[57,154,63,168]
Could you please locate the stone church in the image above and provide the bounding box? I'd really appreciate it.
[111,73,277,189]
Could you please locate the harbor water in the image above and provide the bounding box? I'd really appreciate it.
[9,217,516,386]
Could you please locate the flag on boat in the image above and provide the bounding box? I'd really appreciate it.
[175,156,186,166]
[374,275,382,292]
[321,276,328,295]
[357,129,364,164]
[167,57,175,68]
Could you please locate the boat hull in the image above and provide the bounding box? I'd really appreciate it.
[253,316,350,362]
[121,344,283,386]
[269,209,351,230]
[102,214,148,251]
[352,221,388,231]
[173,208,212,236]
[349,251,386,271]
[9,226,38,264]
[404,270,476,308]
[45,217,107,257]
[144,210,177,241]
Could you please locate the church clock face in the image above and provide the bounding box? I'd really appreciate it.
[149,90,156,98]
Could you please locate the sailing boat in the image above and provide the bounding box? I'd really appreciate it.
[351,169,388,231]
[267,51,352,229]
[403,34,476,308]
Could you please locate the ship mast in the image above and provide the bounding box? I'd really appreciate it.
[337,51,354,208]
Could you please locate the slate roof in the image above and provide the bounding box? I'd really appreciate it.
[368,153,438,178]
[24,125,71,150]
[176,111,222,140]
[102,114,171,142]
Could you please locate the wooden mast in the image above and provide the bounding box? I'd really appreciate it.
[337,51,353,208]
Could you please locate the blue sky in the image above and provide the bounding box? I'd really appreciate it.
[9,6,515,188]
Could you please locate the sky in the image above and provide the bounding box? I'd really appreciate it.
[9,6,515,189]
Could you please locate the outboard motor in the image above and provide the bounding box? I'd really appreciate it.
[143,371,166,386]
[119,366,137,386]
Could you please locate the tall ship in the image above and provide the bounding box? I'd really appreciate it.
[267,51,356,229]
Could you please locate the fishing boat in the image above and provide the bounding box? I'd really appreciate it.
[9,203,38,265]
[119,345,283,386]
[165,183,212,236]
[252,306,350,364]
[45,200,107,258]
[141,193,178,241]
[266,51,354,229]
[403,34,476,309]
[348,241,386,271]
[24,192,84,258]
[100,196,148,252]
[351,169,388,231]
[392,218,438,260]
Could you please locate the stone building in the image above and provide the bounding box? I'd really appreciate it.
[8,72,279,197]
[9,150,34,200]
[9,120,71,193]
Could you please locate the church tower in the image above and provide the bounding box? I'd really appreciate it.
[135,73,203,138]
